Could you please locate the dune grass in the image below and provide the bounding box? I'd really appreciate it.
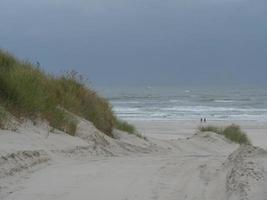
[113,118,148,139]
[198,124,251,145]
[114,119,136,134]
[198,125,222,133]
[0,105,7,129]
[0,49,135,137]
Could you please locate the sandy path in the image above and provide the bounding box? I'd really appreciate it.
[2,120,267,200]
[4,146,232,200]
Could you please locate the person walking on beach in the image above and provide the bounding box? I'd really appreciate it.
[200,118,203,123]
[204,118,206,123]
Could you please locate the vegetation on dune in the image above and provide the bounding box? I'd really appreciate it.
[0,49,135,137]
[199,124,251,145]
[198,126,222,134]
[114,119,136,134]
[0,105,7,129]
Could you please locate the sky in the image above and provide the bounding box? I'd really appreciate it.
[0,0,267,86]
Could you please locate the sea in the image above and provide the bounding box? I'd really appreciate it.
[97,85,267,121]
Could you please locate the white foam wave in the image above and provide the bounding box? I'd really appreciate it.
[214,100,236,103]
[161,106,267,112]
[113,107,140,113]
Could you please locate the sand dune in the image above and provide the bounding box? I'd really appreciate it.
[1,119,267,200]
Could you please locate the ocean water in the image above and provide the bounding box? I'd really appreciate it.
[97,86,267,121]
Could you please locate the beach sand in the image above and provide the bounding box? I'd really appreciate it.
[1,119,267,200]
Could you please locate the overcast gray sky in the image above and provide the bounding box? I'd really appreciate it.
[0,0,266,86]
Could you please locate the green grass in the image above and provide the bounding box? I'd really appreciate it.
[198,124,251,145]
[114,119,136,134]
[46,108,78,136]
[0,49,135,137]
[198,125,222,133]
[113,118,147,139]
[0,105,7,129]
